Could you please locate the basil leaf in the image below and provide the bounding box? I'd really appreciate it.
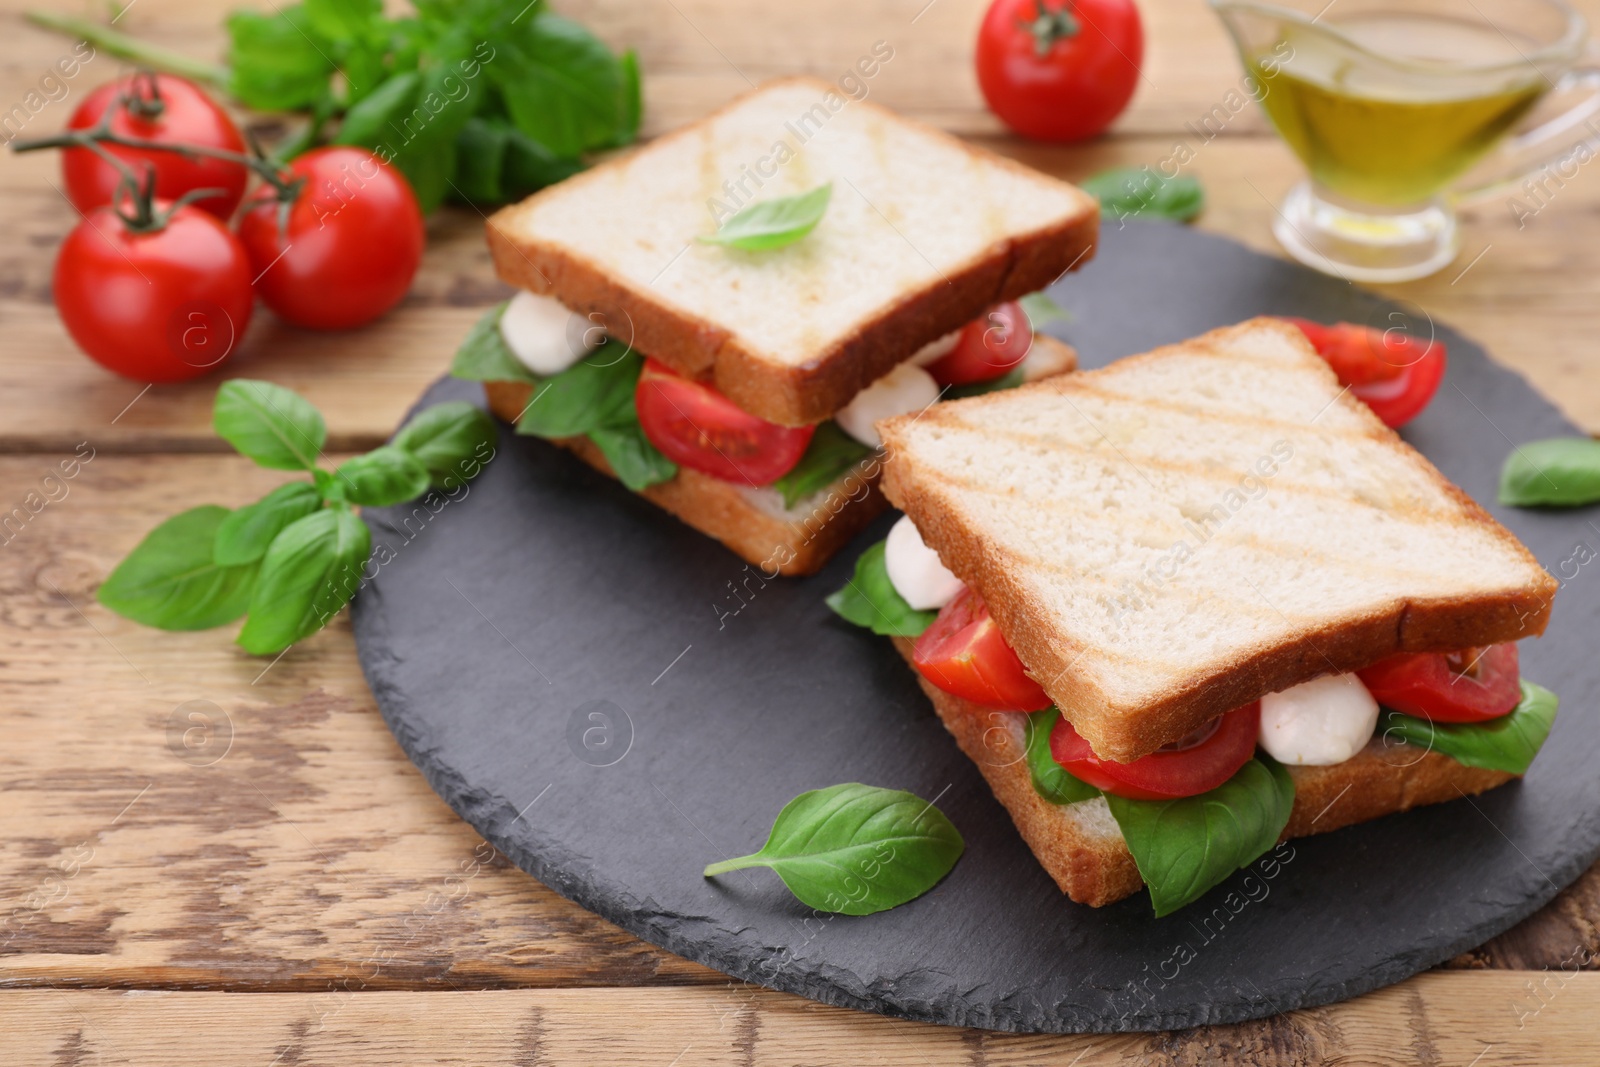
[225,7,338,112]
[333,69,419,148]
[772,422,874,509]
[700,183,832,251]
[1018,291,1072,328]
[1105,756,1295,917]
[452,117,585,205]
[1378,680,1559,775]
[1499,438,1600,507]
[1025,708,1100,805]
[334,446,431,506]
[98,506,258,630]
[392,401,498,487]
[1079,167,1204,224]
[450,302,538,384]
[589,420,677,491]
[703,783,964,915]
[516,347,641,438]
[214,380,327,472]
[825,538,937,637]
[382,46,478,212]
[214,483,323,567]
[238,507,372,655]
[302,0,379,42]
[945,368,1025,399]
[491,13,634,157]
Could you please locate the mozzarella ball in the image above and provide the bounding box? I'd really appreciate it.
[836,363,941,447]
[499,290,597,376]
[884,514,964,610]
[1258,673,1380,766]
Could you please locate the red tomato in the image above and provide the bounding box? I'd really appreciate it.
[53,203,253,383]
[237,147,424,330]
[912,586,1051,710]
[924,302,1034,386]
[1050,703,1260,800]
[635,359,816,484]
[975,0,1144,142]
[63,74,248,221]
[1358,643,1520,723]
[1284,317,1447,428]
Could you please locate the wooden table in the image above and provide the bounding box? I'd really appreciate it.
[3,0,1598,1061]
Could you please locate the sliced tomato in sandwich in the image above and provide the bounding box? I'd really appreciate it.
[1050,703,1261,800]
[1358,642,1520,723]
[1283,317,1446,429]
[911,586,1051,710]
[635,359,814,485]
[923,301,1034,386]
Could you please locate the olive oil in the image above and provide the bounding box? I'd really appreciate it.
[1251,14,1547,205]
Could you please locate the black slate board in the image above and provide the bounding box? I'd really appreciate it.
[352,220,1600,1033]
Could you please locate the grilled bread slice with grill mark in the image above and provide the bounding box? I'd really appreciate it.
[878,318,1556,762]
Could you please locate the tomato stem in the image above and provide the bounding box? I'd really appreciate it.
[25,10,229,87]
[1019,0,1081,56]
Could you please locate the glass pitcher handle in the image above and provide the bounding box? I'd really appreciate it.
[1453,60,1600,207]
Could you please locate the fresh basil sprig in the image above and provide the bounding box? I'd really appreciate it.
[1379,680,1559,775]
[98,381,497,655]
[1105,756,1295,918]
[772,421,874,509]
[1079,166,1204,224]
[700,182,833,251]
[32,2,640,214]
[825,539,937,637]
[1025,708,1100,805]
[1500,438,1600,507]
[704,783,964,915]
[449,303,677,491]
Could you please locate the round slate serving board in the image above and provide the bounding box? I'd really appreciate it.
[352,220,1600,1033]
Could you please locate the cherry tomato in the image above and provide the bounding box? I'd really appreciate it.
[912,586,1051,710]
[975,0,1144,142]
[924,302,1034,386]
[237,147,424,330]
[635,359,816,484]
[1284,317,1447,429]
[1358,643,1520,723]
[53,202,253,383]
[63,74,248,221]
[1050,703,1260,800]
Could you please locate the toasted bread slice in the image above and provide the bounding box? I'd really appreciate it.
[483,337,1076,576]
[879,318,1556,762]
[487,77,1098,427]
[892,638,1517,907]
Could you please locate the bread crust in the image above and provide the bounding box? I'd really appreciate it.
[479,336,1076,576]
[483,380,883,576]
[879,318,1559,763]
[485,76,1098,427]
[891,639,1519,908]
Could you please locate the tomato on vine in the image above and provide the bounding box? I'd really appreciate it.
[237,147,425,331]
[62,73,248,220]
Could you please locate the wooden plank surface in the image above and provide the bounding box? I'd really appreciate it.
[3,451,1597,989]
[4,0,1600,1059]
[6,972,1600,1065]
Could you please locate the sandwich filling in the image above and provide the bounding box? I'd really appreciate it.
[452,292,1062,505]
[830,518,1560,915]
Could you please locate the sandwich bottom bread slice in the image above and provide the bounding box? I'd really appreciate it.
[828,318,1561,914]
[454,299,1077,576]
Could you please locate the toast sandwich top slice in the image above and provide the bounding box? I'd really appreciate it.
[878,318,1557,763]
[486,77,1098,427]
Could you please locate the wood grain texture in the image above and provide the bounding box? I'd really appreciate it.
[3,0,1600,1058]
[5,973,1600,1065]
[2,1,1599,452]
[0,454,1596,991]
